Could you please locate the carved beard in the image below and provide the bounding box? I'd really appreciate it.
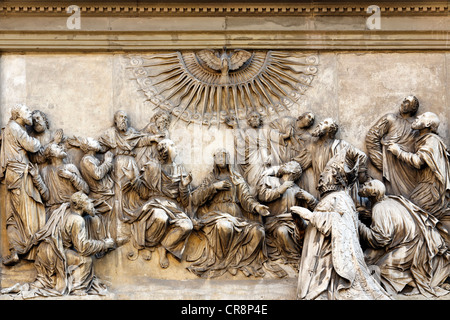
[116,120,128,132]
[311,127,325,137]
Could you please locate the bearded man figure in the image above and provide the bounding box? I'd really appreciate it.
[291,149,390,300]
[358,179,450,298]
[0,104,47,265]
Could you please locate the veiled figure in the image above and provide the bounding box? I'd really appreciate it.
[358,179,450,298]
[187,148,275,278]
[291,149,390,300]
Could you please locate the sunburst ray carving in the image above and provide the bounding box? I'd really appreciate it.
[128,50,318,127]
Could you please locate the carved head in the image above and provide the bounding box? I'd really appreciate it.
[213,148,231,170]
[31,110,50,133]
[70,191,96,217]
[10,104,33,126]
[43,143,67,160]
[246,111,263,128]
[278,161,302,182]
[151,110,171,132]
[400,95,419,116]
[296,111,315,129]
[114,110,129,132]
[312,118,338,138]
[157,139,177,162]
[412,111,440,133]
[358,179,386,202]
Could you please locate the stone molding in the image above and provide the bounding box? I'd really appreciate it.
[0,2,448,16]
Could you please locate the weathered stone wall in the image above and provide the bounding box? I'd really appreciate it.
[0,1,448,299]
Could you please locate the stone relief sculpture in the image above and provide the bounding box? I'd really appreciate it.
[0,104,47,266]
[358,179,450,298]
[1,192,115,298]
[129,50,318,127]
[69,137,115,243]
[365,96,420,197]
[0,49,449,301]
[187,148,287,278]
[97,110,162,241]
[387,111,450,220]
[257,160,317,267]
[122,139,193,268]
[40,143,90,219]
[291,149,391,300]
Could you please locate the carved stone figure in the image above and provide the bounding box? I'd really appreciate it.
[387,112,450,220]
[27,109,65,166]
[292,111,316,194]
[302,117,368,200]
[228,110,291,196]
[69,136,115,242]
[122,139,193,268]
[40,143,90,218]
[97,110,161,241]
[358,179,450,298]
[257,160,317,266]
[187,148,275,278]
[1,192,115,298]
[135,110,170,169]
[366,96,420,197]
[291,149,390,300]
[0,104,47,266]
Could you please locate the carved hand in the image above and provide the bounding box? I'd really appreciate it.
[255,204,270,217]
[213,180,231,191]
[53,129,64,144]
[28,163,39,178]
[103,238,115,250]
[291,206,313,221]
[279,180,295,193]
[180,172,193,187]
[295,189,310,200]
[104,151,114,163]
[387,143,401,156]
[58,168,74,179]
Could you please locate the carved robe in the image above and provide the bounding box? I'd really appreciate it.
[97,126,154,238]
[0,120,46,260]
[366,113,418,197]
[187,168,269,278]
[257,175,315,264]
[41,163,89,218]
[80,154,115,240]
[359,195,450,298]
[297,191,390,300]
[23,203,109,298]
[124,160,193,259]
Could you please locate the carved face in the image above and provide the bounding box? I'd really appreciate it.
[312,118,335,137]
[358,179,385,200]
[411,112,439,131]
[50,144,67,159]
[114,111,129,132]
[19,105,33,126]
[400,97,418,115]
[155,115,170,131]
[296,112,315,129]
[213,151,229,169]
[32,111,47,133]
[247,112,262,128]
[158,139,177,162]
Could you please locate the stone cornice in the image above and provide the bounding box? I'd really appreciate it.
[0,1,448,16]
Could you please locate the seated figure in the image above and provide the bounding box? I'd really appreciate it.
[257,160,317,266]
[187,148,278,278]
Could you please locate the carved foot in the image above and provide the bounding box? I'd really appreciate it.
[1,282,22,294]
[2,251,19,266]
[141,249,152,261]
[158,247,169,268]
[126,247,139,261]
